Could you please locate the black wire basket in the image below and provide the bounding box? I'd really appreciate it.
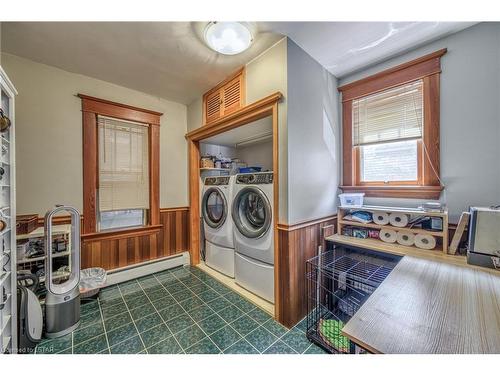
[306,247,400,354]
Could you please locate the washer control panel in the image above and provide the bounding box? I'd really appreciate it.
[204,176,230,185]
[236,172,273,184]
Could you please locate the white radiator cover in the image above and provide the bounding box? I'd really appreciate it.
[104,251,190,286]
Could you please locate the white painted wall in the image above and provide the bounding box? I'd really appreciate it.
[338,22,500,221]
[200,141,273,171]
[236,141,273,171]
[2,53,189,215]
[286,39,341,224]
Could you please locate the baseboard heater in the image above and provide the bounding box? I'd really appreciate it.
[104,251,190,286]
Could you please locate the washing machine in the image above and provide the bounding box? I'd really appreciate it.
[202,175,235,277]
[231,172,274,303]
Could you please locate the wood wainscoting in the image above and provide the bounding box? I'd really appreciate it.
[276,215,337,328]
[81,207,189,270]
[33,206,189,271]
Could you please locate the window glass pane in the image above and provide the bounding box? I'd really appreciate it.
[360,140,418,182]
[99,209,145,231]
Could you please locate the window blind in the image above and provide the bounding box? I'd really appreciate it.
[98,116,149,212]
[352,80,423,146]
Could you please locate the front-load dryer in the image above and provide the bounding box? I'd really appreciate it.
[231,172,274,302]
[202,175,235,277]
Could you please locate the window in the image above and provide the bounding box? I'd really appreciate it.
[79,94,162,235]
[338,49,446,199]
[97,116,149,230]
[353,81,423,186]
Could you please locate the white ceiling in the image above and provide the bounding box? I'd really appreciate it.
[1,22,283,104]
[201,116,272,147]
[1,22,476,105]
[261,22,476,77]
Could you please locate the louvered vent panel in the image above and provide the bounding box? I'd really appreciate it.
[223,78,241,112]
[203,68,245,125]
[205,91,221,123]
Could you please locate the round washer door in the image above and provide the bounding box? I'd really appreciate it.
[202,187,227,229]
[232,186,272,239]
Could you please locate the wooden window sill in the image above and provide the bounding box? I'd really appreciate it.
[81,224,163,242]
[340,185,443,199]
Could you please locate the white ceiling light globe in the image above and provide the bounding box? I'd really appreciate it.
[204,22,253,55]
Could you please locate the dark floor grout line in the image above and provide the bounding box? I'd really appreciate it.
[97,297,111,354]
[179,267,265,353]
[168,268,226,353]
[149,273,188,354]
[116,283,149,354]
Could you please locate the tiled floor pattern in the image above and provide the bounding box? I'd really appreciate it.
[35,266,326,354]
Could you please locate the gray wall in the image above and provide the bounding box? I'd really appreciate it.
[287,39,341,224]
[339,22,500,222]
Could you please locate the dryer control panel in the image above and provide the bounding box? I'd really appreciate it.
[236,172,273,184]
[204,176,230,185]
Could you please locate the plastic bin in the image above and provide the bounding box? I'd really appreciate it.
[239,167,262,173]
[338,193,364,207]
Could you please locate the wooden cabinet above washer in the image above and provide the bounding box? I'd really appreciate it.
[203,67,245,125]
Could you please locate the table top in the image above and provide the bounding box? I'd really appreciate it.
[341,255,500,354]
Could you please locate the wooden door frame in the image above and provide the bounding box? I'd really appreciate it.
[186,91,283,321]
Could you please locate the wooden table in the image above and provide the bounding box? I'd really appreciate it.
[326,236,500,354]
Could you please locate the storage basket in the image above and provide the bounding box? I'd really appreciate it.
[16,214,38,235]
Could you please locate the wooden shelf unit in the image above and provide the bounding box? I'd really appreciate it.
[337,205,449,255]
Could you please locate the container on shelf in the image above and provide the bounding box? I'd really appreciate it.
[338,193,364,207]
[16,214,38,235]
[238,166,262,173]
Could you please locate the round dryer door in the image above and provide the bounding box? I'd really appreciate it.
[202,187,227,229]
[232,186,272,239]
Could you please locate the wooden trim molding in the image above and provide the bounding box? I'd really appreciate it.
[160,206,189,213]
[340,185,443,199]
[338,49,446,199]
[186,92,283,141]
[338,48,447,101]
[79,94,162,234]
[78,94,162,125]
[277,214,338,231]
[81,225,163,242]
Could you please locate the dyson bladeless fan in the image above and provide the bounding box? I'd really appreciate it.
[44,205,81,338]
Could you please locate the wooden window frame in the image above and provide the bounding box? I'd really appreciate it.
[78,94,162,235]
[353,140,424,187]
[338,49,447,199]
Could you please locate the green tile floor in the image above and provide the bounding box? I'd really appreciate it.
[35,266,326,354]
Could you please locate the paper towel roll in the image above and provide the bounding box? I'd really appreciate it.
[373,211,390,225]
[389,212,409,227]
[396,232,415,246]
[414,234,437,250]
[379,229,397,243]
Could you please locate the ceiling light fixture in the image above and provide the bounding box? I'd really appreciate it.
[204,22,253,55]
